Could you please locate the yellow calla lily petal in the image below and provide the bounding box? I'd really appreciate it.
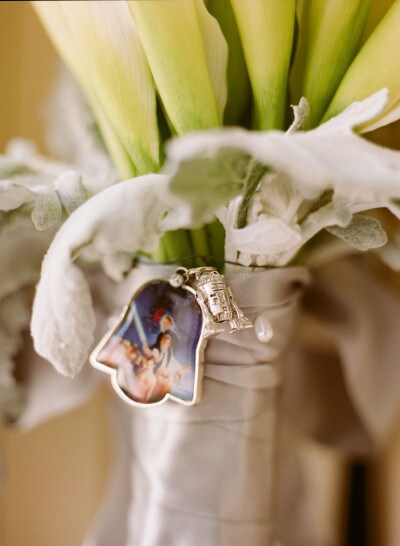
[208,0,251,125]
[230,0,296,130]
[129,0,227,133]
[362,0,395,43]
[297,0,373,129]
[194,0,228,122]
[324,0,400,130]
[60,0,159,175]
[32,1,134,178]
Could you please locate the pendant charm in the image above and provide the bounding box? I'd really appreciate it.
[90,267,252,408]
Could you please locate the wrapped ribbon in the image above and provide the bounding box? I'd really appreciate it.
[10,256,400,545]
[83,264,310,546]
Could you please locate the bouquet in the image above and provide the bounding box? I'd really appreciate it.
[2,1,400,544]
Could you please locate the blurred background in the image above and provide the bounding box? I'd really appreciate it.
[0,7,112,546]
[0,2,400,545]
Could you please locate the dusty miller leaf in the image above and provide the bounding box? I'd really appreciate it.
[31,174,172,377]
[31,189,62,230]
[169,147,267,225]
[326,215,387,251]
[55,171,91,215]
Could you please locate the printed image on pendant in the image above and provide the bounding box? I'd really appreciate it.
[92,280,203,406]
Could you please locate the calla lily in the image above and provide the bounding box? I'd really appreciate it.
[35,0,228,262]
[323,0,400,131]
[128,0,228,133]
[230,0,296,130]
[32,2,133,179]
[294,0,372,129]
[128,0,229,261]
[33,1,159,177]
[207,0,251,125]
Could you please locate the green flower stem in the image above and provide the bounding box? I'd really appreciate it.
[151,238,169,264]
[189,227,210,266]
[237,163,269,229]
[160,229,193,264]
[206,219,226,267]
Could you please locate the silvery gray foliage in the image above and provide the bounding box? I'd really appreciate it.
[326,216,387,252]
[166,89,398,266]
[0,291,31,423]
[31,174,171,377]
[44,65,118,193]
[0,139,90,229]
[0,140,93,421]
[30,90,400,377]
[0,70,120,426]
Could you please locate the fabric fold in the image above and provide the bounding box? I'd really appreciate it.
[204,362,279,389]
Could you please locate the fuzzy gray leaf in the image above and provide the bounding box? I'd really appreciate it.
[31,189,62,230]
[169,148,266,225]
[55,171,91,215]
[326,215,388,251]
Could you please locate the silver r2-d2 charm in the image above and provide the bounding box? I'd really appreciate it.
[91,266,252,408]
[170,267,252,337]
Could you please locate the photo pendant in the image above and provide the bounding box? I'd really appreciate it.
[90,267,252,408]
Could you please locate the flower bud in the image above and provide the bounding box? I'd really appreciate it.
[324,0,400,131]
[230,0,296,130]
[295,0,372,129]
[129,0,228,133]
[33,1,159,177]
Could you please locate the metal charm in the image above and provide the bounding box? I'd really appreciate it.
[170,267,252,336]
[91,267,252,408]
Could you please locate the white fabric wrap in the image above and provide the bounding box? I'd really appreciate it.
[84,264,311,546]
